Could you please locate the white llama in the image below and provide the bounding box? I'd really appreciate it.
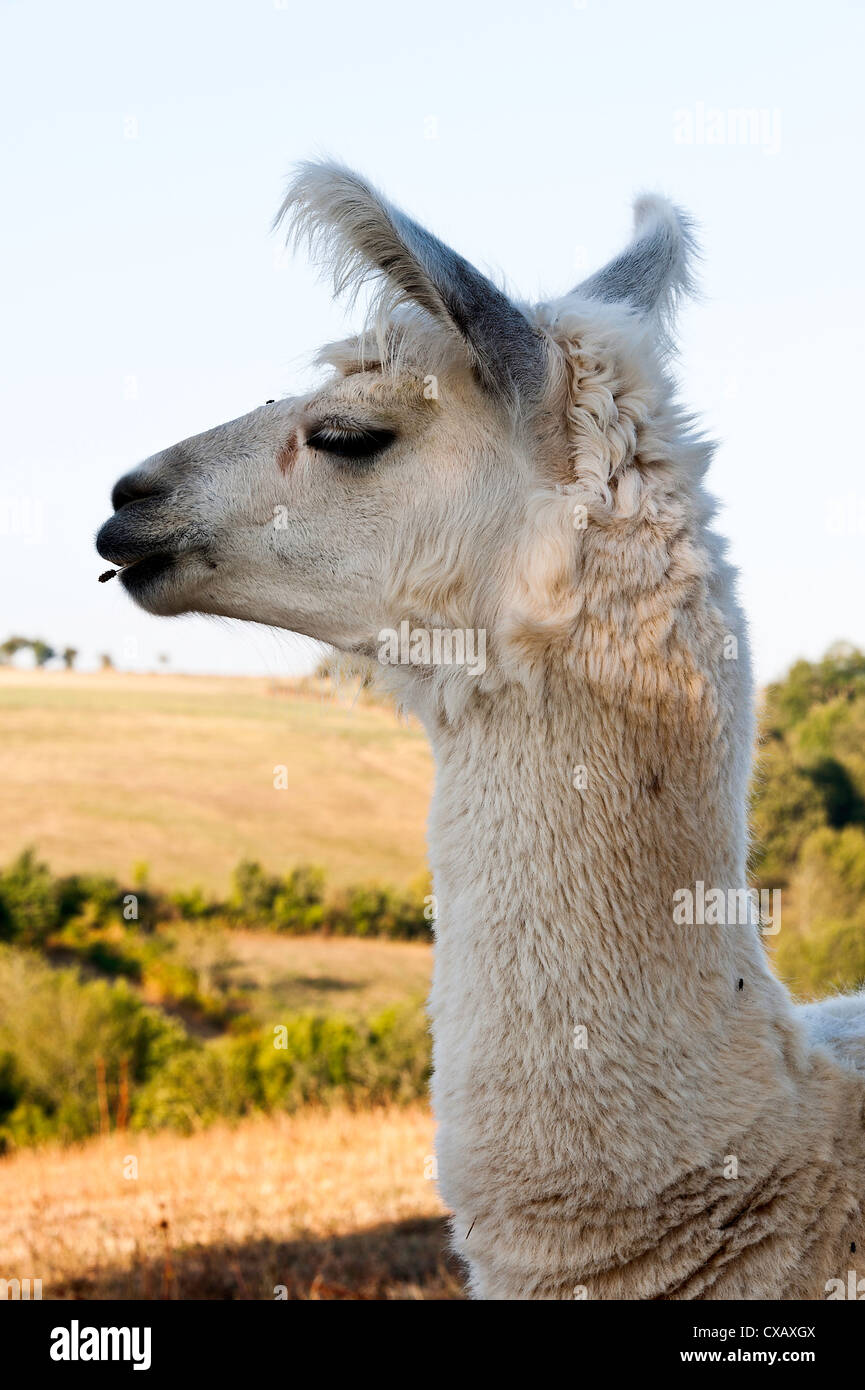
[97,163,865,1299]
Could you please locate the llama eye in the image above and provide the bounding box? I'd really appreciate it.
[305,425,396,462]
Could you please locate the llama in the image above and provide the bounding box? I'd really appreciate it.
[97,163,865,1300]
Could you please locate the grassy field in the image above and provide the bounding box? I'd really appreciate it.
[0,668,445,1299]
[222,931,432,1021]
[0,669,432,891]
[0,1105,463,1299]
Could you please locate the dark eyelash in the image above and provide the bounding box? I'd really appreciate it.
[305,426,396,461]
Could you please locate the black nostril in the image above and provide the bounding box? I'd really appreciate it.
[111,473,163,512]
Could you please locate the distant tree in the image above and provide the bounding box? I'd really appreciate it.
[764,644,865,736]
[0,636,30,664]
[61,647,78,671]
[98,652,114,671]
[755,644,865,997]
[157,653,170,669]
[773,826,865,995]
[30,640,55,668]
[750,747,827,884]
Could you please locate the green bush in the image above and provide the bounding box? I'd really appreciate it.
[0,945,191,1151]
[750,646,865,996]
[750,748,827,884]
[170,885,213,920]
[272,865,327,932]
[763,643,865,736]
[225,858,430,939]
[229,859,281,921]
[326,882,429,940]
[132,1003,431,1134]
[0,850,433,949]
[0,849,63,946]
[0,936,431,1150]
[775,917,865,998]
[55,870,125,928]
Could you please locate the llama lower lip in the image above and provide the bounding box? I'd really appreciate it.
[119,553,175,592]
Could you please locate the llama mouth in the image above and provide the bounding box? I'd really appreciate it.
[118,553,176,593]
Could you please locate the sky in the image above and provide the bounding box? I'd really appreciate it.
[1,0,863,684]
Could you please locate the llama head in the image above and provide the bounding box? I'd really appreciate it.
[96,163,700,706]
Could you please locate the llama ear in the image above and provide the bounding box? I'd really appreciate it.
[276,161,548,410]
[574,195,697,338]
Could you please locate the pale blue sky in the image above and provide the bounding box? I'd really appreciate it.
[1,0,863,683]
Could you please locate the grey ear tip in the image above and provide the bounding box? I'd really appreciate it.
[624,192,701,309]
[568,192,700,339]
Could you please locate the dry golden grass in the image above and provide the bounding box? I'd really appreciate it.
[0,669,432,891]
[0,1105,463,1300]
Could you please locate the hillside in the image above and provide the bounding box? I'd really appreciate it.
[0,670,432,891]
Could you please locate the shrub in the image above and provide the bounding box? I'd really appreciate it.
[0,849,62,946]
[229,860,280,922]
[55,870,123,928]
[170,885,213,920]
[272,865,326,932]
[131,1003,430,1134]
[0,852,432,945]
[0,946,191,1150]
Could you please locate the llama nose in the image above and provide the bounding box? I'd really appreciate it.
[111,470,165,511]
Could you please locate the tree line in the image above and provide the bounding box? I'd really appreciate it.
[0,635,79,667]
[0,636,172,671]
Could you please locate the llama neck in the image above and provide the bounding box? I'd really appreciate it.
[423,668,798,1217]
